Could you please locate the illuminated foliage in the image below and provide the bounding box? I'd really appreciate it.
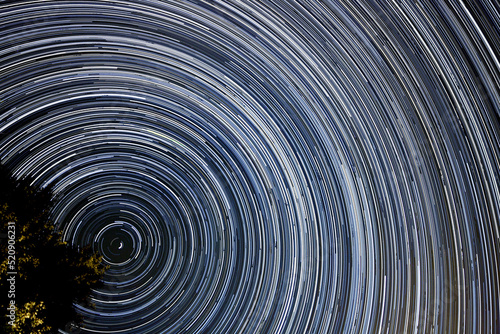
[0,166,107,333]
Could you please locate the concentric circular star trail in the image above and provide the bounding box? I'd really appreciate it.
[1,0,499,333]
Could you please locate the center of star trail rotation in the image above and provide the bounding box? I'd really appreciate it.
[0,0,499,333]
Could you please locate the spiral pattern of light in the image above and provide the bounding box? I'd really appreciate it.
[1,0,499,333]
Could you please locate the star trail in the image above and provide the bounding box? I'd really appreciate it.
[1,0,499,333]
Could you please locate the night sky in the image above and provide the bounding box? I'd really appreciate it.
[1,0,499,333]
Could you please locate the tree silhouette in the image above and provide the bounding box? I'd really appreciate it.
[0,165,106,333]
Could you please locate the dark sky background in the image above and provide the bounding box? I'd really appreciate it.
[1,0,499,333]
